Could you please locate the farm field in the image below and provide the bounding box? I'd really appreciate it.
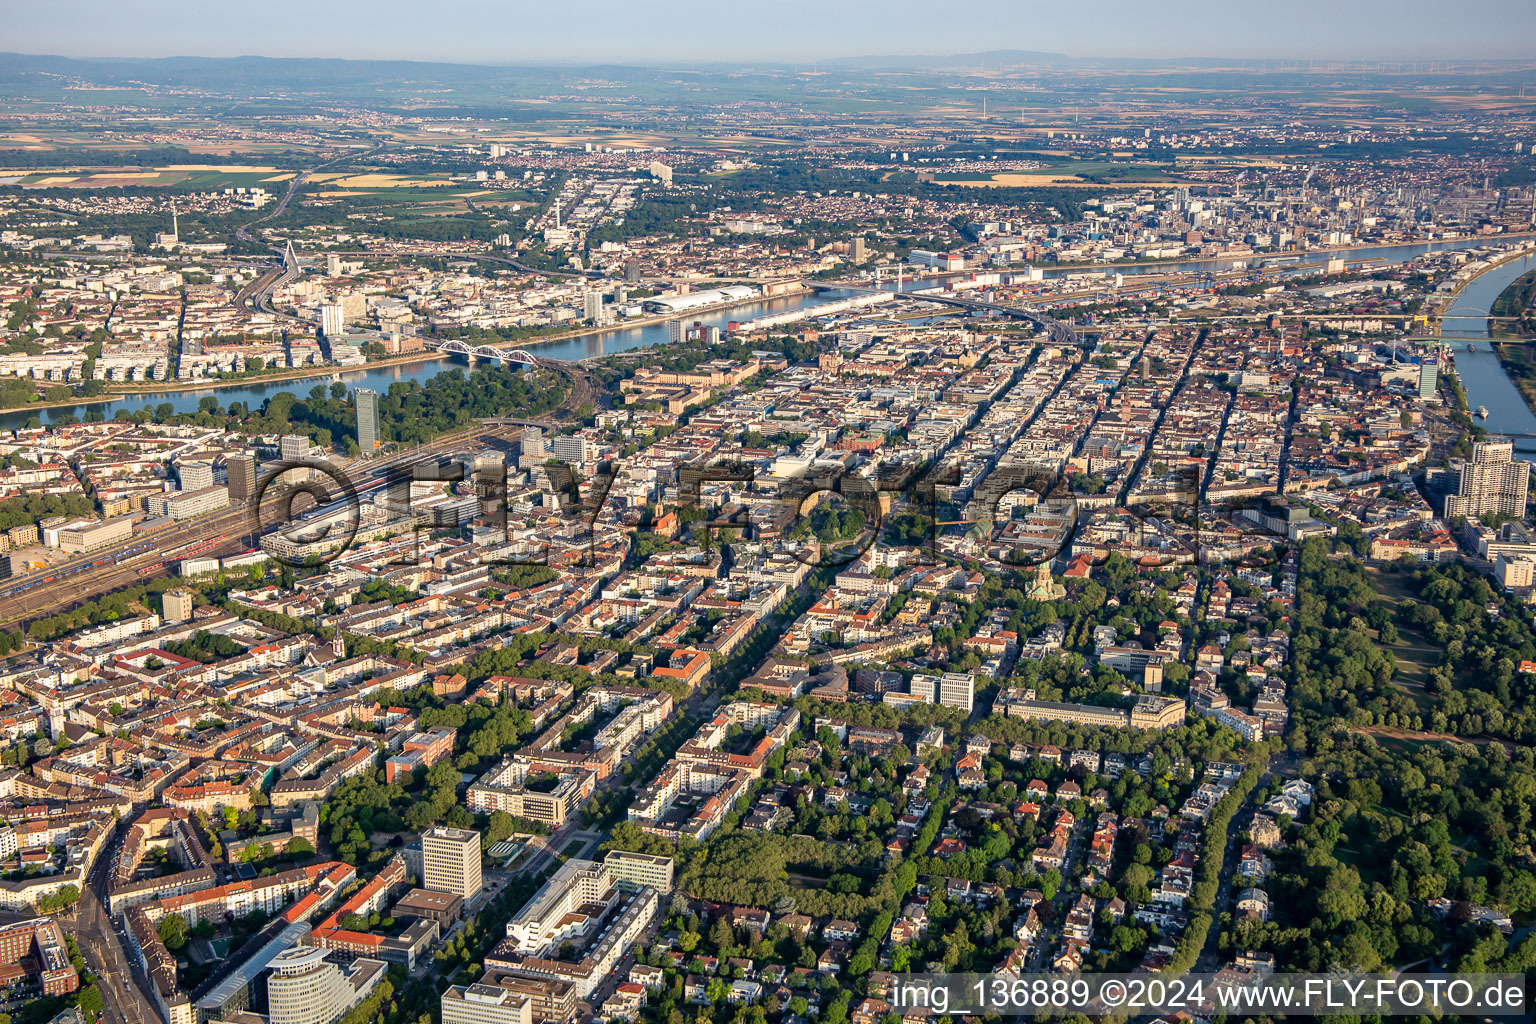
[5,165,295,189]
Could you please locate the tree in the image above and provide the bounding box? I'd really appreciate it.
[486,811,517,845]
[76,986,104,1020]
[157,913,189,951]
[709,914,735,951]
[36,885,79,912]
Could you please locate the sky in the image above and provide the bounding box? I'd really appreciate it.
[6,0,1536,64]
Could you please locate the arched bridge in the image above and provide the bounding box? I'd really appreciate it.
[1439,303,1527,326]
[432,340,552,367]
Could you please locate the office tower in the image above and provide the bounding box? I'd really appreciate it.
[1418,358,1439,399]
[442,984,534,1024]
[521,427,546,460]
[850,237,867,261]
[227,454,257,502]
[938,671,976,713]
[550,434,595,465]
[1444,439,1531,518]
[178,459,215,491]
[583,289,604,323]
[162,589,194,624]
[355,388,379,453]
[266,947,383,1024]
[422,826,482,899]
[624,258,641,283]
[320,302,344,338]
[325,253,341,277]
[909,674,936,703]
[666,319,684,344]
[474,450,506,476]
[280,435,309,462]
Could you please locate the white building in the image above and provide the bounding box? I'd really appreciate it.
[422,826,483,900]
[320,302,345,338]
[441,983,533,1024]
[266,946,384,1024]
[938,671,975,713]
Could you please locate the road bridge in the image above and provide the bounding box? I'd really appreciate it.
[480,416,560,431]
[910,293,1082,345]
[431,341,551,368]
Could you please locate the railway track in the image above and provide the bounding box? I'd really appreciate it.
[0,425,520,632]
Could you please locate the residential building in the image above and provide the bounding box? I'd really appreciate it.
[321,302,344,338]
[1417,358,1438,399]
[1445,439,1530,518]
[162,590,195,624]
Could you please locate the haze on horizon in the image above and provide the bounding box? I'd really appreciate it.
[8,0,1536,65]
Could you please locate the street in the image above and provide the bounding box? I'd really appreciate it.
[73,831,159,1024]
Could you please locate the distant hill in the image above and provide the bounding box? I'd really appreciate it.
[820,49,1073,70]
[2,50,1532,116]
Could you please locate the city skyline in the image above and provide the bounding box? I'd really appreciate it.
[0,12,1533,1024]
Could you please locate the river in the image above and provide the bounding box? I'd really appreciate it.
[8,234,1532,430]
[1438,251,1536,456]
[0,288,862,429]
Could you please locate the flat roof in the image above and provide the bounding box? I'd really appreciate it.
[396,888,463,911]
[604,850,673,866]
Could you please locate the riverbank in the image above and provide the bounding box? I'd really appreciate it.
[1437,242,1536,336]
[0,392,119,419]
[1449,247,1536,415]
[97,286,811,399]
[0,353,463,420]
[0,284,850,430]
[103,352,450,397]
[1493,342,1536,418]
[1490,265,1536,414]
[1492,268,1536,337]
[1442,246,1536,453]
